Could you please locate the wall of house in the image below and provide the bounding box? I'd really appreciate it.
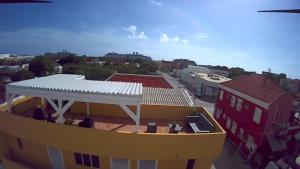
[2,134,52,169]
[1,157,32,169]
[70,102,195,120]
[214,89,268,155]
[264,93,293,136]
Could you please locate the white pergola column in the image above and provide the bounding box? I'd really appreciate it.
[120,104,141,132]
[46,98,75,124]
[5,92,16,113]
[136,104,141,132]
[86,102,90,116]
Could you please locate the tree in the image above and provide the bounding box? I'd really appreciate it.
[58,55,85,65]
[29,56,54,77]
[11,70,35,82]
[141,61,158,73]
[229,67,246,78]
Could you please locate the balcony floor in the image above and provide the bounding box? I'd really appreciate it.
[65,112,186,134]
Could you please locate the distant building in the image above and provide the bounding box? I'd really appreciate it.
[161,60,189,72]
[181,71,231,98]
[54,64,63,74]
[262,71,286,84]
[0,54,10,59]
[0,54,33,60]
[280,78,300,95]
[280,79,300,126]
[211,69,229,77]
[21,64,29,70]
[214,75,293,160]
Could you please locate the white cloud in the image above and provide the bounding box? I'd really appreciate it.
[182,39,189,44]
[123,25,147,40]
[195,32,209,39]
[160,33,169,43]
[172,36,180,43]
[150,0,164,7]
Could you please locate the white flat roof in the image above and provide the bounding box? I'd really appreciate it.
[195,73,231,83]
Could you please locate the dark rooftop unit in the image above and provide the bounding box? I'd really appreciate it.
[147,122,157,133]
[185,113,215,133]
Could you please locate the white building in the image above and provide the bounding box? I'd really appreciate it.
[0,54,10,59]
[174,66,211,78]
[181,70,231,97]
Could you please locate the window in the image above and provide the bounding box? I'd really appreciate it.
[230,121,237,134]
[246,135,257,153]
[138,160,157,169]
[17,138,23,150]
[219,90,224,100]
[186,159,195,169]
[74,153,83,165]
[222,113,227,120]
[112,158,129,169]
[230,95,236,107]
[83,154,92,167]
[215,108,222,119]
[253,107,262,124]
[238,128,244,139]
[226,117,232,129]
[235,98,243,111]
[74,153,100,168]
[91,155,100,168]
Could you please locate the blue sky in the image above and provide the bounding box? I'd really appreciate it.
[0,0,300,78]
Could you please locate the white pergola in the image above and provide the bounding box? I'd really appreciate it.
[6,74,143,132]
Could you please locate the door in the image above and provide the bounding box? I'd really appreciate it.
[47,147,66,169]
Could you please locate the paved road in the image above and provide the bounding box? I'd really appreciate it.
[162,73,251,169]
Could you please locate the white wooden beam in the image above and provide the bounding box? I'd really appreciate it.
[136,104,141,132]
[6,92,16,113]
[61,100,75,114]
[120,104,137,122]
[46,98,60,113]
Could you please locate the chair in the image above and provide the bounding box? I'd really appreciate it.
[147,122,157,133]
[79,117,95,128]
[33,108,45,121]
[169,123,182,133]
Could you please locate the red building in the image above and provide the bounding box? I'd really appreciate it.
[214,75,293,158]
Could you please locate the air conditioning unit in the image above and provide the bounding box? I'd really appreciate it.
[276,123,283,129]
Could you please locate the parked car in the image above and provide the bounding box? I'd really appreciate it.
[195,91,203,97]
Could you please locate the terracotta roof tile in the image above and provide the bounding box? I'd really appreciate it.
[221,74,286,103]
[108,74,173,89]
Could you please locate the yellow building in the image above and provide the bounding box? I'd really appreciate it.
[0,74,225,169]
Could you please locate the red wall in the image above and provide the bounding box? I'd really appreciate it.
[214,89,269,155]
[264,93,293,135]
[214,89,293,156]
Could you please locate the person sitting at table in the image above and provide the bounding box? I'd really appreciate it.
[78,117,95,128]
[33,105,45,121]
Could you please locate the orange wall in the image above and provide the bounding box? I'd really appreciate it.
[0,112,225,161]
[71,102,195,120]
[3,134,51,169]
[1,157,32,169]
